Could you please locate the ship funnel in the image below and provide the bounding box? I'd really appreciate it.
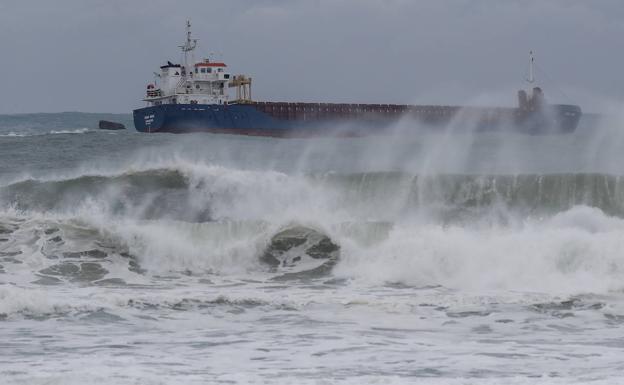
[532,87,544,106]
[517,90,528,110]
[229,75,253,103]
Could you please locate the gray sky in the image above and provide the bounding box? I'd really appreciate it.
[1,0,623,113]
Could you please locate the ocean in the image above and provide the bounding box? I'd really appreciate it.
[1,112,624,384]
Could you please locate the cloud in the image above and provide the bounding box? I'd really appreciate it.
[1,0,622,113]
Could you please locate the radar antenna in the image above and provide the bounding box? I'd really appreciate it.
[180,20,197,53]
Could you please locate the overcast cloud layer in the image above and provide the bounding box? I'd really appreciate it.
[1,0,623,113]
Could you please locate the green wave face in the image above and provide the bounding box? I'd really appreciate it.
[2,168,624,221]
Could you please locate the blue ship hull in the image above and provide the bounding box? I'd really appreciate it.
[134,104,329,137]
[133,102,582,136]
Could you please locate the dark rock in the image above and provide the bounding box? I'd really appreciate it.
[98,120,126,130]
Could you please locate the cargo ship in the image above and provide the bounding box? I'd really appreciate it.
[133,22,582,136]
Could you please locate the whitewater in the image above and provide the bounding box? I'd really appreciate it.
[1,112,624,384]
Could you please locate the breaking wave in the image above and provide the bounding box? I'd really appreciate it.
[2,165,624,219]
[2,161,624,295]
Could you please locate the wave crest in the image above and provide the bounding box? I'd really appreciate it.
[3,165,624,220]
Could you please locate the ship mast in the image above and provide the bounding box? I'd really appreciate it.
[527,50,535,84]
[179,20,197,82]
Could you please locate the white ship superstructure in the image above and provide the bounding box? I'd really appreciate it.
[144,21,240,106]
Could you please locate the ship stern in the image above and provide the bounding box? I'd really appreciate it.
[133,106,167,133]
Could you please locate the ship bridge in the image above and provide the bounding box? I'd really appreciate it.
[143,22,239,107]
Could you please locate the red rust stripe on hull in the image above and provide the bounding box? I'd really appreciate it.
[158,127,368,138]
